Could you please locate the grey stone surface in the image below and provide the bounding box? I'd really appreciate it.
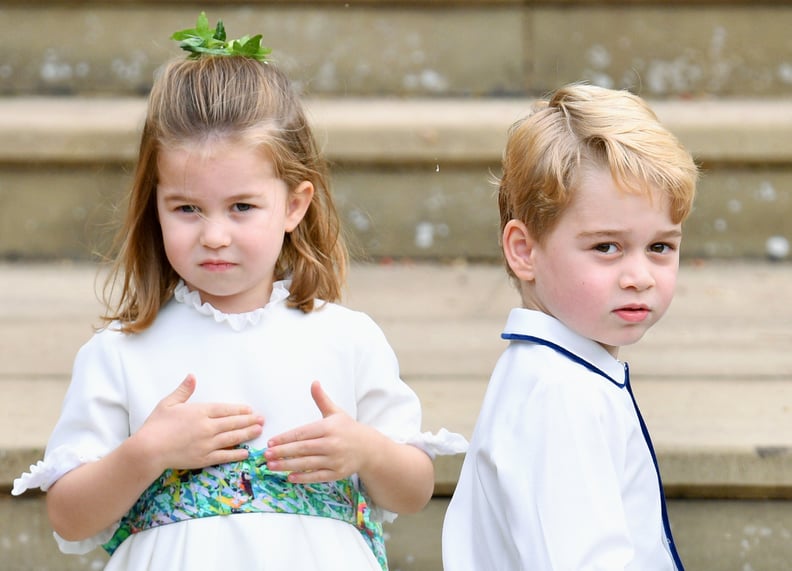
[2,98,792,260]
[385,498,792,571]
[0,5,524,97]
[6,97,792,165]
[6,3,792,98]
[531,6,792,98]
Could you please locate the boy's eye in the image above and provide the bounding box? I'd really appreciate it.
[233,203,253,212]
[649,242,673,254]
[594,243,618,254]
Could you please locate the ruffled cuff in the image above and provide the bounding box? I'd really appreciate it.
[367,429,468,524]
[14,447,120,554]
[405,428,469,460]
[12,446,101,496]
[54,524,118,555]
[369,505,398,524]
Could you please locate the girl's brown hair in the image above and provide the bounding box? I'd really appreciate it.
[102,56,347,333]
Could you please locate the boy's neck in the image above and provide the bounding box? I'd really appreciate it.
[518,283,620,359]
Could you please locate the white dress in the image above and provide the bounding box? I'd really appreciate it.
[14,280,465,570]
[442,308,683,571]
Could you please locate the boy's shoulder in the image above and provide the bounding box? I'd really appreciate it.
[497,340,623,404]
[501,308,625,383]
[490,308,632,416]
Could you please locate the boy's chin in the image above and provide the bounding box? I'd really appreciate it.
[596,331,649,356]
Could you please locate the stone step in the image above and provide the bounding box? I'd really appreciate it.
[2,97,792,261]
[4,495,792,570]
[3,260,792,494]
[5,1,792,99]
[2,259,792,570]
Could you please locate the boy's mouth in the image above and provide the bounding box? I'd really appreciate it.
[613,305,650,323]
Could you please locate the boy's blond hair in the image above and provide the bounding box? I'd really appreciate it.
[497,83,698,276]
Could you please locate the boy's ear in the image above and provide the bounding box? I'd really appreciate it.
[285,181,314,233]
[502,219,537,282]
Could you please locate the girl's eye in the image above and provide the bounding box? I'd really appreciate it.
[594,243,618,254]
[233,203,253,212]
[178,205,199,214]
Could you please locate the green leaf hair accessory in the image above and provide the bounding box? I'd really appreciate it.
[171,12,271,61]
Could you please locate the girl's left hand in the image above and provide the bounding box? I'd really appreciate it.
[265,381,380,483]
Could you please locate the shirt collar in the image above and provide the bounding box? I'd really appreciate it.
[173,279,292,332]
[501,308,626,386]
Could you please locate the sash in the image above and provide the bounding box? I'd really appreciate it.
[102,446,387,570]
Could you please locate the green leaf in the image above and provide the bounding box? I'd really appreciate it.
[170,13,270,62]
[214,20,226,42]
[195,12,211,36]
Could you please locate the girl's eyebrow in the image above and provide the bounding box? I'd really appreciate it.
[157,190,264,203]
[157,190,191,203]
[226,192,265,203]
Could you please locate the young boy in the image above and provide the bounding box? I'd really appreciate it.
[442,84,697,570]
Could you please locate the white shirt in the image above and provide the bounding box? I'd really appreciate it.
[15,281,464,570]
[442,308,683,571]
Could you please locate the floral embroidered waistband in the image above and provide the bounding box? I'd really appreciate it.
[103,446,387,570]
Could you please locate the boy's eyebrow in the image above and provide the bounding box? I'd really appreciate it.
[577,228,683,240]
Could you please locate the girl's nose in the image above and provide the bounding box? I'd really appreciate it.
[199,218,231,249]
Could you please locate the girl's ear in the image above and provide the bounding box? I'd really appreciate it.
[284,181,314,233]
[502,219,537,282]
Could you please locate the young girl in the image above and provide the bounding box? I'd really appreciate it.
[14,15,464,570]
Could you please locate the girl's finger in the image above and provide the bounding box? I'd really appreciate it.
[265,440,307,462]
[206,403,254,418]
[266,452,321,473]
[310,381,341,418]
[212,414,264,435]
[160,375,196,407]
[214,424,263,450]
[208,446,253,466]
[268,421,324,447]
[286,469,335,484]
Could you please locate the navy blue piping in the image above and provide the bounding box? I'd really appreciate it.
[501,333,625,388]
[624,363,685,571]
[502,333,685,570]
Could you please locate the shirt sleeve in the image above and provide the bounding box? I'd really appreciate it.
[350,312,467,454]
[348,312,467,522]
[13,328,130,553]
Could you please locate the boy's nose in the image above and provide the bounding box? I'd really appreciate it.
[619,257,655,291]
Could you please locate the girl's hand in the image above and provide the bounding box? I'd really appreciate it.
[136,374,264,473]
[265,381,381,483]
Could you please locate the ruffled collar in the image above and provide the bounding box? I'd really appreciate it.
[173,280,291,331]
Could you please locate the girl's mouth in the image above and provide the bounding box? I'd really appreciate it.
[200,261,236,271]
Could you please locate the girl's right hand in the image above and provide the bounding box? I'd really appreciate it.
[47,374,264,542]
[136,374,264,472]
